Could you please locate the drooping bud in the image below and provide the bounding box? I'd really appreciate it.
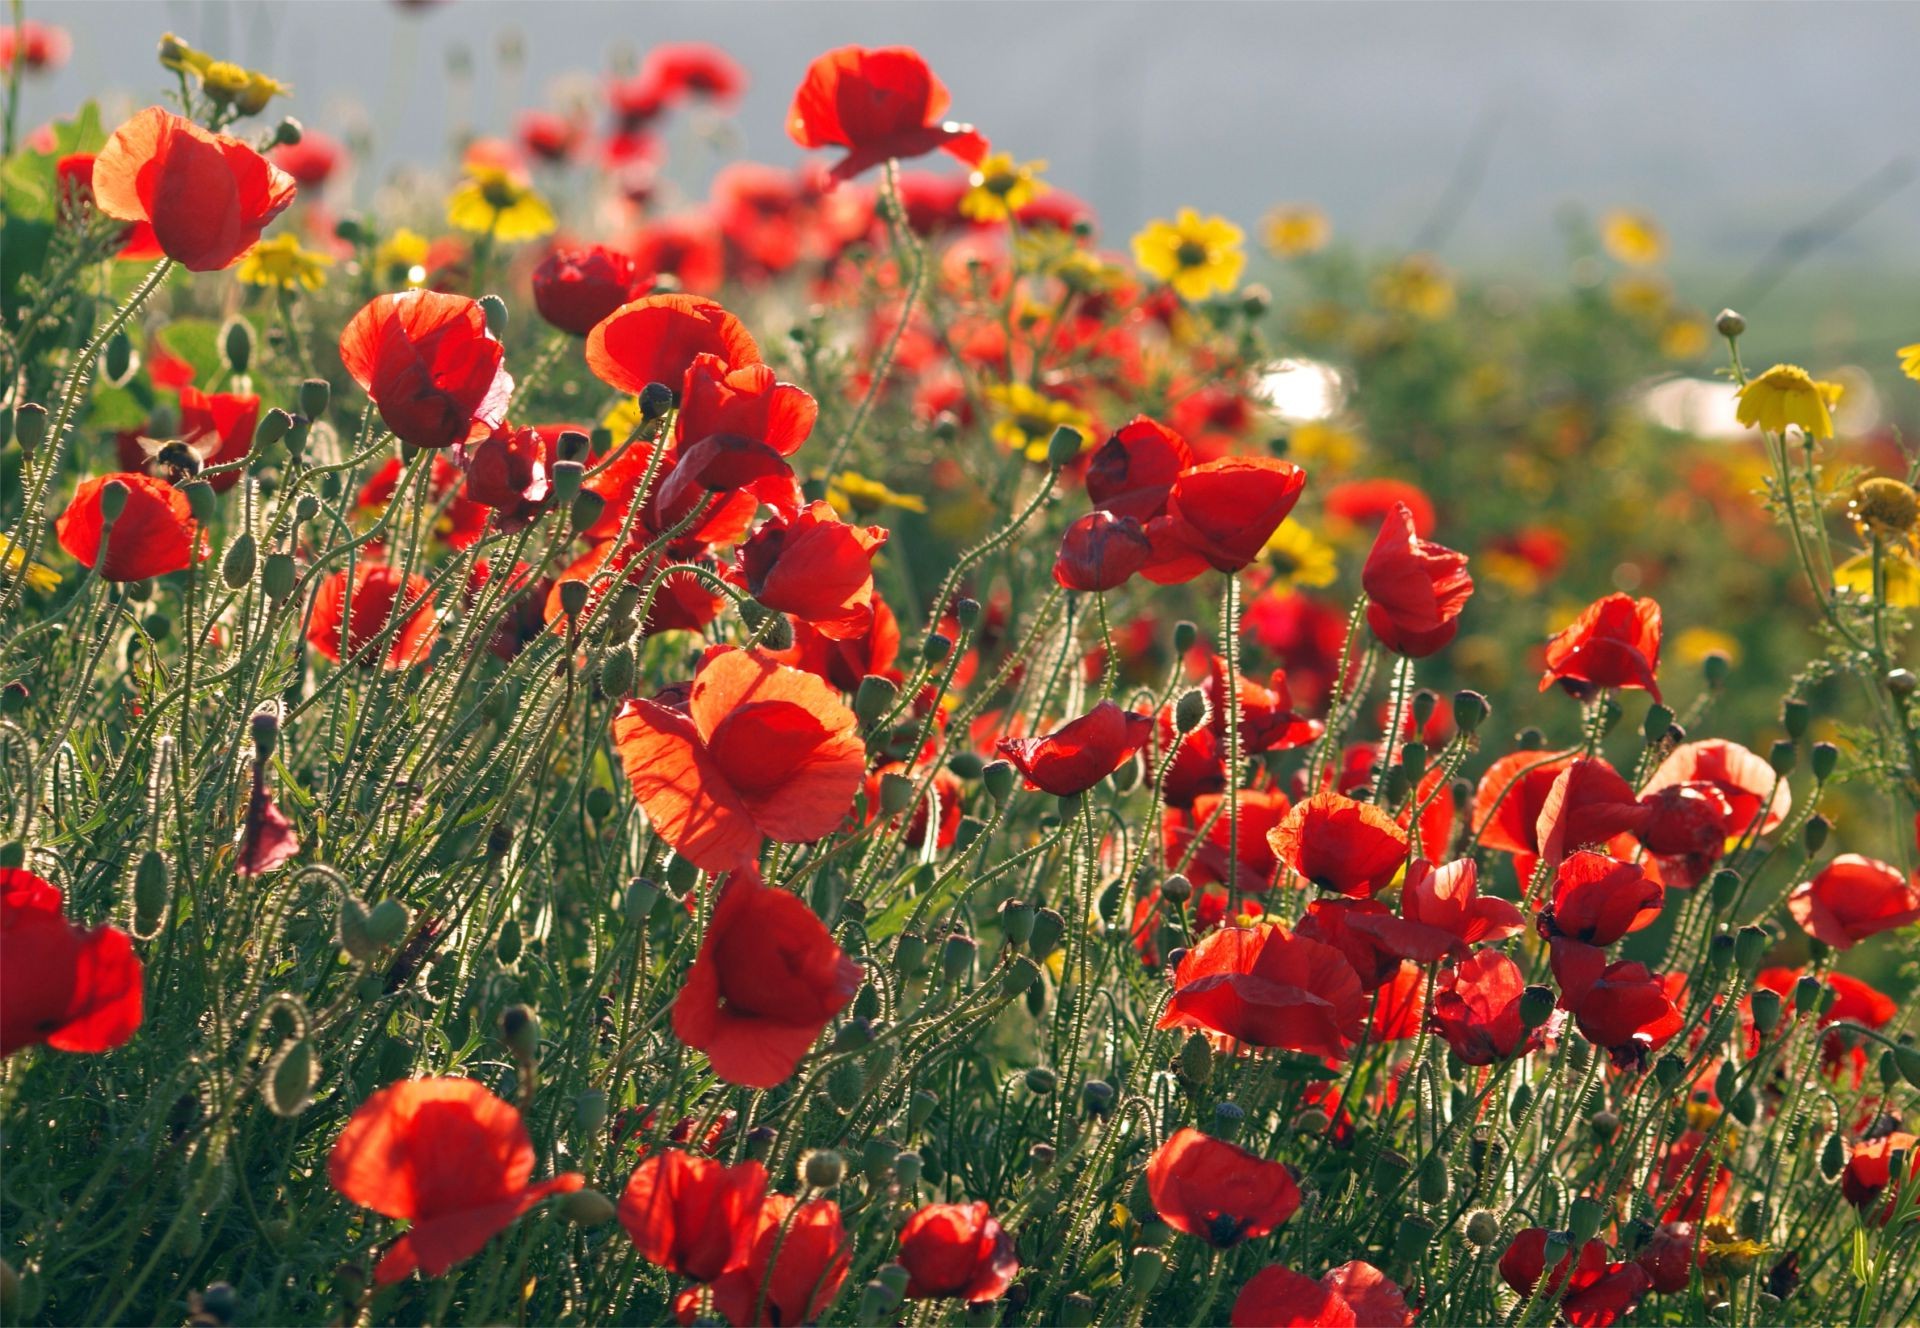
[500,1004,540,1058]
[222,531,257,589]
[221,316,254,376]
[264,1039,318,1117]
[1810,741,1839,782]
[638,382,675,419]
[1173,688,1208,734]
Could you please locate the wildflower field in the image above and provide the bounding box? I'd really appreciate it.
[5,12,1920,1328]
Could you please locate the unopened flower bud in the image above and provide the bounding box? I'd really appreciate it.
[855,674,897,728]
[1453,689,1489,734]
[338,896,377,960]
[364,898,409,947]
[1703,651,1731,687]
[1893,1044,1920,1090]
[1418,1153,1450,1204]
[1768,739,1797,776]
[271,116,303,147]
[13,402,48,452]
[575,1088,608,1136]
[1708,930,1736,972]
[1028,1141,1056,1173]
[1024,1066,1057,1095]
[744,1125,777,1162]
[249,706,280,759]
[1710,868,1741,912]
[1889,668,1917,697]
[1127,1248,1165,1297]
[1465,1209,1501,1247]
[1160,872,1193,905]
[802,1149,846,1189]
[500,1004,540,1057]
[1715,309,1745,338]
[1173,688,1209,734]
[1750,987,1784,1035]
[561,1188,616,1227]
[1029,907,1065,957]
[982,759,1017,804]
[477,293,508,338]
[1821,1132,1846,1179]
[1046,425,1084,468]
[184,481,217,524]
[1172,620,1198,653]
[98,478,132,525]
[222,531,257,589]
[639,382,675,419]
[265,1039,317,1117]
[222,316,254,375]
[1394,1214,1436,1263]
[1655,1053,1686,1089]
[1519,985,1556,1029]
[570,489,606,534]
[878,772,916,817]
[255,408,293,448]
[1803,814,1830,854]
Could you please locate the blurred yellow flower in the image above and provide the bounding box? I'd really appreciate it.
[448,165,556,242]
[961,154,1048,223]
[1836,547,1920,607]
[1,534,59,594]
[1262,204,1330,257]
[1847,477,1920,541]
[1660,316,1709,360]
[236,232,333,291]
[1601,209,1665,265]
[1287,421,1362,472]
[1261,522,1337,590]
[1373,254,1455,320]
[1735,364,1843,440]
[828,471,927,517]
[602,396,644,440]
[376,228,431,287]
[985,383,1092,463]
[1132,208,1245,301]
[1674,626,1742,669]
[1610,274,1669,320]
[1899,342,1920,381]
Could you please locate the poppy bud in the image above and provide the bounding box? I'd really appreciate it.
[1889,668,1918,697]
[96,478,132,526]
[104,329,134,384]
[855,674,898,728]
[284,419,309,462]
[1894,1045,1920,1089]
[1001,955,1041,998]
[184,480,217,525]
[14,402,48,452]
[1453,689,1489,735]
[1127,1248,1165,1296]
[1589,1110,1620,1140]
[584,787,615,822]
[1030,907,1065,957]
[195,1283,237,1324]
[1370,1148,1411,1195]
[1082,1078,1115,1117]
[264,1039,318,1117]
[1159,872,1195,907]
[993,898,1035,947]
[339,896,378,960]
[895,932,928,973]
[1710,868,1740,912]
[638,382,676,419]
[1702,652,1731,687]
[133,848,169,935]
[144,611,172,641]
[982,760,1017,805]
[560,1188,616,1227]
[922,631,953,664]
[1641,703,1674,745]
[1735,924,1769,973]
[874,1262,912,1305]
[599,644,635,699]
[1821,1132,1846,1179]
[500,1004,540,1057]
[1173,688,1208,734]
[1056,791,1082,819]
[1418,1153,1450,1204]
[1810,741,1839,782]
[248,408,290,451]
[1780,696,1810,739]
[1519,984,1555,1029]
[1768,739,1797,776]
[1655,1053,1686,1089]
[1716,309,1746,338]
[1878,1049,1902,1090]
[1569,1196,1606,1244]
[365,898,410,948]
[1803,814,1829,854]
[1401,740,1427,778]
[1464,1209,1501,1247]
[556,578,589,621]
[893,1149,923,1189]
[1060,1292,1096,1327]
[857,1279,896,1322]
[802,1148,846,1189]
[1750,987,1784,1036]
[570,489,606,534]
[1046,425,1084,469]
[1173,620,1198,653]
[1394,1214,1436,1263]
[221,531,257,589]
[1507,1083,1533,1127]
[478,293,508,337]
[1023,1066,1057,1095]
[221,316,253,375]
[1707,930,1736,972]
[941,932,977,982]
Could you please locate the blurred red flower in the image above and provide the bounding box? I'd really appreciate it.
[91,107,296,270]
[0,20,70,71]
[268,131,343,187]
[1540,593,1663,702]
[1146,1128,1300,1248]
[1362,502,1473,657]
[1269,791,1409,897]
[1843,1131,1920,1223]
[56,473,201,581]
[787,45,988,183]
[1787,854,1920,949]
[618,1149,767,1282]
[1,868,143,1058]
[1324,477,1436,537]
[996,700,1153,796]
[897,1201,1019,1302]
[115,387,260,492]
[55,152,162,259]
[1158,925,1367,1058]
[532,243,652,336]
[702,1195,852,1326]
[306,563,439,669]
[339,291,512,450]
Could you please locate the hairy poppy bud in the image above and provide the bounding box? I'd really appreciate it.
[1454,689,1489,734]
[1127,1248,1165,1296]
[1820,1131,1846,1179]
[1735,924,1769,973]
[222,531,257,589]
[252,408,292,450]
[13,402,48,452]
[997,898,1035,946]
[1173,620,1199,654]
[477,293,508,338]
[1655,1053,1686,1089]
[1160,872,1193,905]
[1465,1209,1501,1247]
[638,382,676,419]
[1715,308,1745,338]
[1803,814,1829,854]
[982,759,1017,804]
[264,1039,318,1117]
[560,1188,616,1227]
[104,329,134,384]
[1768,739,1797,776]
[584,787,615,821]
[183,480,217,525]
[500,1004,540,1057]
[1642,703,1674,745]
[802,1148,846,1189]
[260,554,294,609]
[940,932,977,982]
[132,848,169,935]
[1046,424,1084,469]
[1569,1196,1607,1244]
[556,577,589,621]
[221,316,253,376]
[1702,651,1731,687]
[599,643,635,699]
[947,751,984,781]
[1418,1153,1450,1204]
[1710,868,1740,912]
[572,1088,608,1138]
[1589,1110,1620,1140]
[1519,985,1555,1029]
[1893,1044,1920,1090]
[1751,987,1783,1036]
[1024,1066,1057,1095]
[569,489,606,534]
[339,896,377,960]
[283,418,309,462]
[1810,741,1839,782]
[855,674,897,728]
[365,898,410,948]
[1507,1083,1533,1127]
[1173,688,1208,734]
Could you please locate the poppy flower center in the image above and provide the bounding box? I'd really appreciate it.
[1207,1212,1248,1248]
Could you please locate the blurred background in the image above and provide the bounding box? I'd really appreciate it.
[19,0,1920,376]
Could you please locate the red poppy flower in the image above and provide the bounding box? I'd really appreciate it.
[1787,854,1920,949]
[306,563,439,670]
[995,700,1153,796]
[0,20,70,72]
[1550,939,1684,1068]
[339,291,513,451]
[1500,1230,1652,1328]
[56,151,163,258]
[1431,950,1540,1065]
[1,869,143,1058]
[463,424,571,530]
[329,1079,585,1286]
[771,595,902,693]
[178,387,261,491]
[613,648,865,872]
[1539,850,1663,945]
[1633,781,1737,886]
[679,354,818,456]
[268,131,342,187]
[1533,758,1649,871]
[1054,510,1154,592]
[517,109,586,163]
[651,434,804,540]
[575,437,757,551]
[1635,1221,1698,1294]
[1163,788,1291,894]
[55,473,201,581]
[1269,791,1409,897]
[1362,502,1473,657]
[1540,593,1663,702]
[1843,1131,1920,1223]
[1324,477,1436,537]
[1470,751,1578,857]
[671,866,861,1088]
[532,244,652,337]
[586,293,761,396]
[1642,738,1790,835]
[90,106,296,270]
[355,454,490,550]
[1086,416,1194,521]
[897,1201,1019,1303]
[630,213,728,294]
[787,45,988,183]
[703,1195,852,1327]
[1368,961,1427,1042]
[1347,856,1524,962]
[618,1149,767,1283]
[1652,1128,1730,1224]
[1229,1265,1353,1327]
[1149,456,1308,580]
[1295,898,1402,991]
[1158,925,1368,1058]
[1146,1128,1300,1248]
[739,502,887,639]
[633,42,747,111]
[1751,967,1894,1085]
[236,768,301,877]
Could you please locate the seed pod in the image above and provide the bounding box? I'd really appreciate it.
[1127,1248,1165,1297]
[222,531,257,589]
[1569,1196,1606,1244]
[827,1058,866,1109]
[1029,908,1065,957]
[262,552,296,602]
[908,1089,938,1132]
[496,916,522,965]
[585,786,615,821]
[599,643,635,698]
[183,480,217,525]
[1768,739,1797,776]
[1643,703,1674,744]
[921,632,953,665]
[624,876,661,924]
[1371,1148,1412,1194]
[1750,987,1783,1036]
[478,293,508,337]
[365,898,410,948]
[1000,955,1041,999]
[1710,868,1740,912]
[1702,652,1731,687]
[1809,741,1839,782]
[13,402,48,452]
[1178,1031,1213,1086]
[1804,814,1830,854]
[1519,985,1555,1029]
[1393,1214,1436,1263]
[940,932,977,982]
[569,489,606,534]
[264,1039,318,1117]
[1781,697,1810,739]
[1895,1045,1920,1090]
[1735,924,1769,973]
[1418,1153,1450,1204]
[802,1149,846,1188]
[500,1004,540,1058]
[132,848,170,936]
[879,772,916,816]
[982,759,1017,804]
[1453,689,1490,734]
[1059,1292,1095,1328]
[997,898,1035,946]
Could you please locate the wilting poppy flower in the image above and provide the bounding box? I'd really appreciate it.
[586,293,761,396]
[996,700,1153,796]
[236,765,300,877]
[613,647,863,872]
[739,502,888,639]
[56,473,201,581]
[1431,950,1539,1066]
[679,353,818,456]
[1843,1132,1920,1222]
[1054,510,1153,592]
[1362,502,1473,657]
[618,1149,767,1282]
[463,423,567,530]
[1635,1221,1698,1294]
[1,869,143,1058]
[1159,925,1368,1058]
[328,1077,583,1284]
[1151,456,1308,580]
[307,563,439,669]
[1540,593,1663,702]
[1500,1229,1653,1328]
[90,106,296,270]
[1269,791,1409,897]
[339,290,512,450]
[1786,854,1920,949]
[897,1201,1019,1302]
[671,867,862,1087]
[1539,850,1663,945]
[1550,939,1684,1068]
[787,45,988,183]
[1146,1128,1300,1248]
[704,1194,852,1326]
[1347,856,1524,962]
[532,243,651,336]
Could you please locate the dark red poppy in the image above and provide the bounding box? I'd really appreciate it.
[1268,791,1409,897]
[1500,1230,1652,1328]
[1158,925,1368,1058]
[462,424,566,530]
[653,435,804,531]
[679,353,818,456]
[586,293,761,396]
[1362,502,1473,657]
[1163,788,1291,894]
[1295,898,1402,991]
[339,290,512,451]
[236,765,301,877]
[1,869,143,1058]
[1347,856,1524,962]
[306,563,439,670]
[618,1149,767,1283]
[770,595,902,693]
[1539,850,1663,945]
[738,502,887,640]
[1787,854,1920,949]
[1843,1132,1920,1223]
[517,109,586,163]
[703,1195,852,1326]
[897,1201,1019,1303]
[1550,939,1684,1068]
[1633,781,1737,885]
[996,700,1153,796]
[1148,457,1308,581]
[532,243,652,336]
[1054,510,1153,592]
[1431,950,1539,1065]
[1146,1128,1299,1248]
[268,131,342,187]
[328,1077,585,1283]
[1086,416,1194,521]
[787,45,988,182]
[1635,1221,1697,1294]
[90,106,296,271]
[1229,1265,1353,1327]
[56,473,201,581]
[1540,593,1663,702]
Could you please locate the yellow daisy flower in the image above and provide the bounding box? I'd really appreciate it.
[602,396,645,442]
[1286,421,1362,473]
[1836,547,1920,608]
[961,154,1049,224]
[1734,364,1844,440]
[984,383,1092,463]
[1262,204,1330,257]
[1609,274,1670,321]
[1132,208,1245,301]
[1601,209,1666,265]
[374,227,432,289]
[1673,626,1742,669]
[236,232,333,291]
[1261,522,1337,590]
[1,534,59,594]
[1373,254,1455,320]
[1899,342,1920,381]
[448,165,556,243]
[828,472,927,517]
[1659,316,1709,360]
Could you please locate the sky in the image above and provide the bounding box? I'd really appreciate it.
[17,1,1920,338]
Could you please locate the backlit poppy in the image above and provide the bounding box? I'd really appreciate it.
[1550,938,1684,1069]
[1540,593,1663,702]
[1786,854,1920,949]
[704,1194,852,1326]
[91,106,296,270]
[1053,510,1153,592]
[532,243,651,336]
[1430,950,1539,1065]
[1532,757,1649,871]
[338,290,512,450]
[1,868,143,1058]
[55,473,201,581]
[462,423,564,530]
[1842,1132,1920,1223]
[1229,1266,1352,1327]
[618,1149,767,1282]
[1268,791,1409,897]
[1641,738,1790,835]
[771,595,903,693]
[739,501,887,639]
[787,45,988,183]
[54,151,163,260]
[1362,502,1473,657]
[1153,456,1308,579]
[1145,1128,1300,1248]
[1500,1229,1653,1328]
[1295,898,1402,991]
[305,563,439,669]
[995,700,1153,796]
[678,353,818,456]
[1158,925,1368,1059]
[897,1201,1019,1303]
[1163,788,1291,895]
[586,293,761,396]
[1539,850,1663,945]
[1347,856,1524,962]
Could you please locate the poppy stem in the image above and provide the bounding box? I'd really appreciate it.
[1219,572,1244,907]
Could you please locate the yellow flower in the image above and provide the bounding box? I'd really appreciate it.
[984,383,1092,463]
[376,227,432,288]
[1847,477,1920,541]
[1132,208,1245,301]
[1262,204,1330,257]
[1262,522,1337,590]
[602,396,644,442]
[1373,254,1455,320]
[236,232,333,291]
[1659,316,1709,360]
[1286,421,1361,472]
[1,534,59,594]
[961,153,1049,223]
[828,472,926,517]
[1601,209,1666,265]
[1899,342,1920,381]
[1735,364,1844,440]
[1836,547,1920,608]
[1609,274,1669,321]
[1051,248,1126,295]
[235,71,292,117]
[1674,626,1742,669]
[448,165,556,243]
